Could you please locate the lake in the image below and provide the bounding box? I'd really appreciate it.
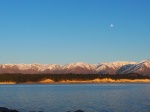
[0,83,150,112]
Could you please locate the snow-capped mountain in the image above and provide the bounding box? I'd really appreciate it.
[0,60,150,75]
[117,60,150,76]
[96,61,136,74]
[0,64,60,74]
[57,62,96,74]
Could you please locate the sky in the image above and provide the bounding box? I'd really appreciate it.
[0,0,150,64]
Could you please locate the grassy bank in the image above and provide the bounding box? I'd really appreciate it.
[0,73,150,84]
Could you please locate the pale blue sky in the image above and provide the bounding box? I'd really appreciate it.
[0,0,150,64]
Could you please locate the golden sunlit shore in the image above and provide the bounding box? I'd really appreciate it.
[55,78,150,83]
[1,78,150,84]
[0,82,16,84]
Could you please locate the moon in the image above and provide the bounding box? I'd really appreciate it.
[110,24,114,28]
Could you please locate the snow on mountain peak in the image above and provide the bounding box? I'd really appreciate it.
[0,60,150,75]
[96,61,137,74]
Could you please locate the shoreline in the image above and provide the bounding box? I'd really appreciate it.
[0,107,84,112]
[1,78,150,84]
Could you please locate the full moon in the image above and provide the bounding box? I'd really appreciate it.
[110,24,114,28]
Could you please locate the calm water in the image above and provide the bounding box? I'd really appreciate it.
[0,84,150,112]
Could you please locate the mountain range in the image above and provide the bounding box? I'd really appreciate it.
[0,60,150,76]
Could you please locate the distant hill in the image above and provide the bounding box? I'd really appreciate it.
[0,60,150,76]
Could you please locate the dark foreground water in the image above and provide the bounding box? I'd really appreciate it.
[0,83,150,112]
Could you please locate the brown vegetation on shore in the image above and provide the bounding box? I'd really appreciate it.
[0,73,150,84]
[1,78,150,84]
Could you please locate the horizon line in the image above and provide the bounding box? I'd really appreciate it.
[0,59,149,65]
